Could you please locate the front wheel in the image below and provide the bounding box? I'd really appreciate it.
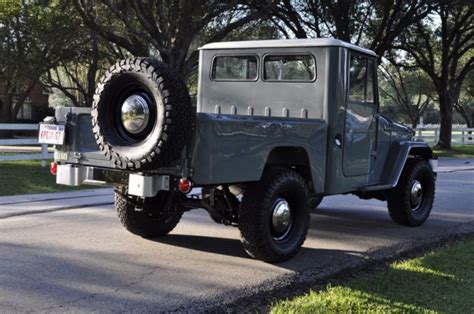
[387,159,436,226]
[238,168,310,263]
[115,187,183,238]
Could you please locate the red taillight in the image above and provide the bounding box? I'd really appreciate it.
[178,178,192,193]
[50,162,57,176]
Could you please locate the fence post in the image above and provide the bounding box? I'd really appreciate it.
[434,129,438,143]
[40,144,48,168]
[462,130,465,145]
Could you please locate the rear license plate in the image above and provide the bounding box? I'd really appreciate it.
[38,123,65,145]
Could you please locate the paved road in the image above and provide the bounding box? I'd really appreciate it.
[0,169,473,312]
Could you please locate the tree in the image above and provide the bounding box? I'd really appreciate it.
[379,64,434,128]
[0,2,85,122]
[397,0,473,149]
[42,34,127,107]
[72,0,275,80]
[267,0,434,58]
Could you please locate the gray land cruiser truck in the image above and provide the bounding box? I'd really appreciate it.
[40,39,437,263]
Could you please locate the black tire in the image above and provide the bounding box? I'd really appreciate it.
[239,168,310,262]
[92,58,194,170]
[115,187,183,238]
[387,159,436,226]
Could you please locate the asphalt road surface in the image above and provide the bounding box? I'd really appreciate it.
[0,169,473,312]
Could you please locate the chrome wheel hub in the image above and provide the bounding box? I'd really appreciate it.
[271,198,292,240]
[120,94,150,134]
[410,180,423,211]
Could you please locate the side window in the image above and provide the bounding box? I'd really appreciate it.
[349,55,375,103]
[264,55,316,81]
[211,55,258,81]
[349,56,366,101]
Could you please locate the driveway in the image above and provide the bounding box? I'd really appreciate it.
[0,165,472,312]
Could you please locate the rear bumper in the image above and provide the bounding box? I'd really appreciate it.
[56,164,172,197]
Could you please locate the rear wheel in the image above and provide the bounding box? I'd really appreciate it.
[387,159,435,226]
[115,187,183,238]
[239,168,310,262]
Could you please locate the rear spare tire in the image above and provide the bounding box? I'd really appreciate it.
[92,58,194,170]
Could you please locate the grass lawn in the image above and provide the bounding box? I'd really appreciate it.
[0,160,91,196]
[433,145,474,158]
[272,240,474,313]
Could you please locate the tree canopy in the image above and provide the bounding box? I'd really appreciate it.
[72,0,276,79]
[0,0,472,150]
[0,1,86,122]
[396,0,473,148]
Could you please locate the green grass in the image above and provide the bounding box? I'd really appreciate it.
[433,145,474,158]
[0,160,91,196]
[272,240,474,313]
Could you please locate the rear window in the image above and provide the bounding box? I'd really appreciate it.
[264,55,316,81]
[211,55,258,81]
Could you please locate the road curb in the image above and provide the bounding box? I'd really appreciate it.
[0,202,114,219]
[437,167,474,173]
[0,188,113,205]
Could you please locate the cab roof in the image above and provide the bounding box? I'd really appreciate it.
[199,38,377,57]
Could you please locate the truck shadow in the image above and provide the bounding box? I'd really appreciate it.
[157,234,249,259]
[152,204,455,268]
[155,233,368,270]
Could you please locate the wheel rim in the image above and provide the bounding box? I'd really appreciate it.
[271,198,293,241]
[410,180,424,211]
[114,87,156,144]
[120,94,151,135]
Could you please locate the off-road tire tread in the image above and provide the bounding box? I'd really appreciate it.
[387,159,436,227]
[92,57,194,170]
[115,187,183,238]
[239,168,310,262]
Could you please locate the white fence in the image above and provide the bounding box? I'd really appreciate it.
[0,123,52,167]
[413,127,474,145]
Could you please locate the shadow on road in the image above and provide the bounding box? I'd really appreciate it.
[155,234,249,259]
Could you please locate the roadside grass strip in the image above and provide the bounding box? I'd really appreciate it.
[272,240,474,313]
[433,145,474,158]
[0,160,90,196]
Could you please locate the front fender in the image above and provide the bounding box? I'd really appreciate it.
[379,141,435,188]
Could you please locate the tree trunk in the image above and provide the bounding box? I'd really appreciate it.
[468,112,473,141]
[85,37,99,107]
[0,96,13,138]
[435,91,453,150]
[0,95,13,123]
[11,83,36,121]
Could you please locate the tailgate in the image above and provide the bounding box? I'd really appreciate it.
[54,107,114,168]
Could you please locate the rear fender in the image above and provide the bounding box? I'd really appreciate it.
[265,146,317,193]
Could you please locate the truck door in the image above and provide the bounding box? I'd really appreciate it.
[342,54,376,177]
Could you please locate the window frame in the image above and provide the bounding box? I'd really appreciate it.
[210,54,260,82]
[347,52,376,104]
[365,59,375,103]
[262,53,317,83]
